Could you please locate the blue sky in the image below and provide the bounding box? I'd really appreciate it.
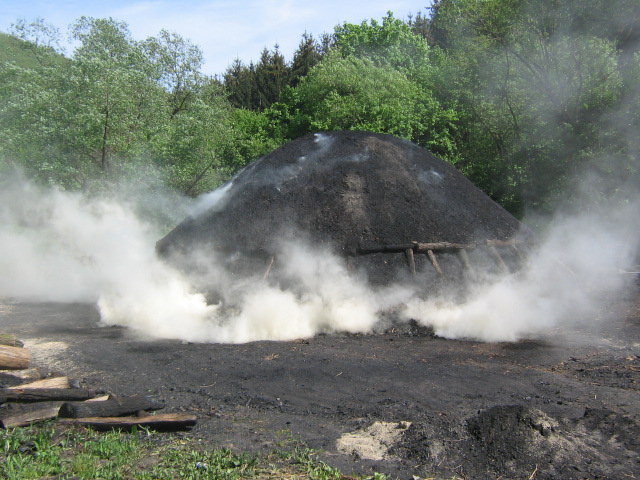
[0,0,431,76]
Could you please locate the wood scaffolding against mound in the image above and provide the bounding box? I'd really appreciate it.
[265,239,526,280]
[354,238,525,276]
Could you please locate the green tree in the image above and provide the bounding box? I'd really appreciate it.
[428,0,635,214]
[290,32,324,86]
[254,45,290,110]
[277,52,457,159]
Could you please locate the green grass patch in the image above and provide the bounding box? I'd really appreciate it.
[0,423,391,480]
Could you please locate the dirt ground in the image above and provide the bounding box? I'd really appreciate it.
[1,284,639,480]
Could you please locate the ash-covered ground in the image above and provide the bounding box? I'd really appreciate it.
[2,284,639,480]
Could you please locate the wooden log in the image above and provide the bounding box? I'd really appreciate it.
[0,345,31,370]
[58,413,197,431]
[415,242,476,252]
[0,334,24,348]
[1,405,61,428]
[404,248,416,275]
[0,388,97,402]
[427,250,444,275]
[59,395,164,419]
[356,243,415,254]
[487,245,510,273]
[8,376,70,390]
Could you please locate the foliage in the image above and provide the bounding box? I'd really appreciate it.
[0,17,241,195]
[428,0,639,214]
[1,3,638,214]
[277,52,457,161]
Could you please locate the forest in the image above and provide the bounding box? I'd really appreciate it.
[0,0,639,218]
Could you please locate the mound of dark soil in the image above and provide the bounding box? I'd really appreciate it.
[393,405,640,479]
[157,131,521,265]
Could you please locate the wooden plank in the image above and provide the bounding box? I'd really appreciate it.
[59,395,164,419]
[0,388,97,402]
[1,405,61,428]
[58,413,197,431]
[427,250,444,275]
[0,345,31,370]
[0,334,24,348]
[8,376,70,390]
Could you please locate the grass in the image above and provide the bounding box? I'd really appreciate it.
[0,423,390,480]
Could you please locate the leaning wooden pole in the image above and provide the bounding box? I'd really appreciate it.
[427,250,444,275]
[404,248,416,275]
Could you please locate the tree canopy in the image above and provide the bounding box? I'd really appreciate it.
[1,2,638,216]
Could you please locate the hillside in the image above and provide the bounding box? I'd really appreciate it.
[0,31,68,69]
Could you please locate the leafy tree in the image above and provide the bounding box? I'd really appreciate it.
[277,52,457,160]
[9,18,65,66]
[333,12,432,81]
[428,0,635,214]
[0,17,240,194]
[142,29,205,119]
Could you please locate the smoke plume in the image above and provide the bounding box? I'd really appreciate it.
[0,167,637,344]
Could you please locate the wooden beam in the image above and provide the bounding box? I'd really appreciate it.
[415,242,476,252]
[58,413,197,431]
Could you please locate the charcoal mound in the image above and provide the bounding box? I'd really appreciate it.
[157,131,521,280]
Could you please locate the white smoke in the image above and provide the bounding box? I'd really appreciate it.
[0,170,637,344]
[403,196,640,341]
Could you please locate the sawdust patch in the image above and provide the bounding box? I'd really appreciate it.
[336,421,411,460]
[22,339,70,370]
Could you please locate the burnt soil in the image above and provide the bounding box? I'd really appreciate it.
[2,285,639,480]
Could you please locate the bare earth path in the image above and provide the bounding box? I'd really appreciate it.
[1,287,639,480]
